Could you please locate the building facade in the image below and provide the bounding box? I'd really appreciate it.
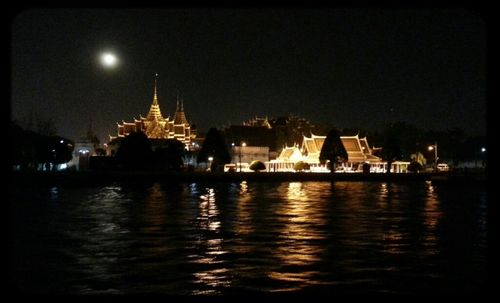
[231,145,270,166]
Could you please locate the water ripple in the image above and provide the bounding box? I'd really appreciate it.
[10,181,488,295]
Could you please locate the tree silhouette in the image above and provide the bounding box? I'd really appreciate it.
[407,161,424,173]
[11,121,73,171]
[444,127,466,166]
[319,128,348,173]
[381,124,403,173]
[11,121,35,170]
[154,139,185,171]
[49,136,74,166]
[115,131,154,170]
[249,160,266,172]
[294,161,310,172]
[197,127,231,172]
[87,127,100,150]
[94,148,106,156]
[410,152,427,166]
[18,110,57,136]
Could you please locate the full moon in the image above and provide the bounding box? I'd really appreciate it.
[100,52,118,68]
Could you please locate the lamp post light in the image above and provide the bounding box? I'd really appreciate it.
[239,142,246,172]
[480,147,486,168]
[428,142,438,172]
[231,142,235,164]
[208,156,213,172]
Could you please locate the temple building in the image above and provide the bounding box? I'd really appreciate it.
[243,116,272,129]
[268,134,408,173]
[222,114,321,161]
[108,75,196,149]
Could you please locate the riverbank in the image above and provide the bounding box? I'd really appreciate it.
[11,170,486,186]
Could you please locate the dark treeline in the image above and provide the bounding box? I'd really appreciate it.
[225,114,486,167]
[111,132,186,171]
[340,121,486,166]
[11,121,74,171]
[11,117,486,172]
[197,127,231,172]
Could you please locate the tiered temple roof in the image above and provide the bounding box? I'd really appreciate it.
[109,74,194,147]
[301,134,326,163]
[276,145,303,162]
[277,134,382,164]
[270,133,406,173]
[243,116,272,129]
[146,77,164,121]
[173,98,188,125]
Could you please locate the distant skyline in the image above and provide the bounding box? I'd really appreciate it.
[11,8,486,142]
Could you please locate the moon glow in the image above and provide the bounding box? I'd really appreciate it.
[100,52,118,68]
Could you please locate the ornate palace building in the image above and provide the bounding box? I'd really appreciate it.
[267,134,412,173]
[109,75,195,148]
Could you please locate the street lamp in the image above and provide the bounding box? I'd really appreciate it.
[239,142,246,172]
[480,147,486,168]
[231,142,235,164]
[428,142,438,172]
[208,156,213,172]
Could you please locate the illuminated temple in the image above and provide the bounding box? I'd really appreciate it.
[109,75,195,148]
[268,134,408,173]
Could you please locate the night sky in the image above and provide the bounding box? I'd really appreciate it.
[11,8,486,143]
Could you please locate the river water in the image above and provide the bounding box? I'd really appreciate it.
[9,180,488,295]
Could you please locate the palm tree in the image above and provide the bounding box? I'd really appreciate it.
[410,152,427,166]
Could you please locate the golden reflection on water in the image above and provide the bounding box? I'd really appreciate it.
[377,182,408,255]
[240,180,249,195]
[235,181,254,236]
[423,181,442,248]
[377,182,390,209]
[192,268,231,295]
[286,182,309,202]
[199,187,220,232]
[379,182,442,256]
[267,182,327,290]
[190,187,231,294]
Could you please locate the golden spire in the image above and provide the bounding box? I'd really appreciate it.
[173,90,188,125]
[175,88,182,111]
[153,73,159,105]
[147,73,164,121]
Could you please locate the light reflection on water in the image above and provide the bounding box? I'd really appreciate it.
[266,182,328,291]
[190,186,231,294]
[235,181,254,237]
[67,185,132,294]
[10,181,487,295]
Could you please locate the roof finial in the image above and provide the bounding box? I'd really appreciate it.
[176,90,180,111]
[153,73,159,105]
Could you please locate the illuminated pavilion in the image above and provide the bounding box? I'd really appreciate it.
[109,75,195,148]
[268,134,408,173]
